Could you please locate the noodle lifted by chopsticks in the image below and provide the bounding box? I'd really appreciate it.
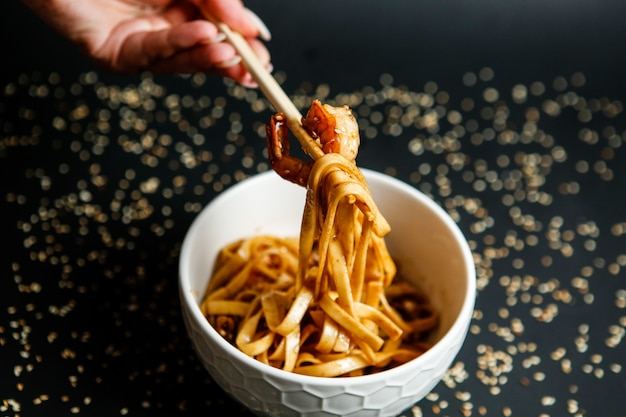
[201,102,437,377]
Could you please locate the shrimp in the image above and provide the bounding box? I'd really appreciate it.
[301,100,360,160]
[265,100,360,186]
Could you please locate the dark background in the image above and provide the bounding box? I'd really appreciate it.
[2,1,626,416]
[4,1,626,94]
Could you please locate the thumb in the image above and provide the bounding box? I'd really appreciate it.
[192,0,270,41]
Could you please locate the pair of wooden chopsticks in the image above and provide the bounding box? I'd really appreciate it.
[202,11,324,160]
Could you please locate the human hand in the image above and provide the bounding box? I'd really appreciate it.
[21,0,272,87]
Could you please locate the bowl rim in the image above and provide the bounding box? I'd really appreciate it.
[179,169,476,386]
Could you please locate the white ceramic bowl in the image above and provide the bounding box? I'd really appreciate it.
[179,169,476,417]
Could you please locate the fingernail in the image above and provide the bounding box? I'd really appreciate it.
[240,73,258,88]
[245,8,272,41]
[215,55,242,68]
[209,32,226,43]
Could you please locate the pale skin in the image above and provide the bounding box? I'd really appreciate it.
[21,0,272,87]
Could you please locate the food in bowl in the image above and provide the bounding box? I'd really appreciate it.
[179,100,475,416]
[179,170,475,416]
[201,101,438,377]
[200,234,437,377]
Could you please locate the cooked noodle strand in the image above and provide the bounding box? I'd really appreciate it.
[201,107,437,377]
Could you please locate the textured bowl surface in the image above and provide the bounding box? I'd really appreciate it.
[179,170,476,417]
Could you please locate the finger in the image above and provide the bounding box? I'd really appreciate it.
[160,0,203,25]
[246,38,271,68]
[145,32,271,82]
[193,0,270,40]
[193,0,249,34]
[113,20,226,72]
[147,39,272,88]
[210,38,273,87]
[147,41,240,74]
[110,15,271,84]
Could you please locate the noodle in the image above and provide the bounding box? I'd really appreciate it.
[200,103,438,377]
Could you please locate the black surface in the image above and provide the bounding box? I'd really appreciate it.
[2,1,626,416]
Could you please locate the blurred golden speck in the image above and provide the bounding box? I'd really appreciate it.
[3,67,626,415]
